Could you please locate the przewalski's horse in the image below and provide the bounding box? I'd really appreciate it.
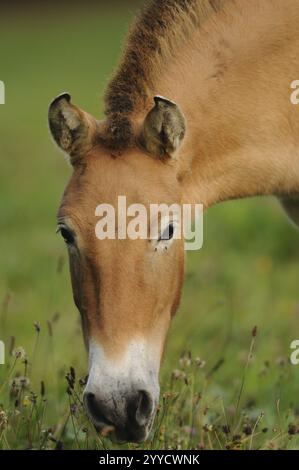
[49,0,299,442]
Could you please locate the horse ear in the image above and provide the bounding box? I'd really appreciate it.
[140,96,186,159]
[48,93,98,164]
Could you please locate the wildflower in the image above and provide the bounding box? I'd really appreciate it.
[30,391,38,404]
[0,411,8,430]
[288,424,298,435]
[10,376,30,389]
[171,369,184,380]
[243,425,253,436]
[66,367,76,390]
[203,424,213,432]
[12,347,26,360]
[70,366,76,380]
[22,396,31,407]
[79,376,88,388]
[179,352,192,368]
[195,357,206,368]
[19,376,30,388]
[222,425,231,435]
[162,392,172,401]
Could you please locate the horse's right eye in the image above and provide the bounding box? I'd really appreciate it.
[159,223,174,242]
[58,226,75,245]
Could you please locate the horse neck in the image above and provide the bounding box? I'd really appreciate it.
[165,0,299,208]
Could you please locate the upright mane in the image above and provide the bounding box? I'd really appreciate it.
[101,0,226,151]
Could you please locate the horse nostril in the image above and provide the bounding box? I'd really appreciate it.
[135,390,154,427]
[84,392,114,428]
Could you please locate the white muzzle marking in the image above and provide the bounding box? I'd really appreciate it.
[84,339,160,431]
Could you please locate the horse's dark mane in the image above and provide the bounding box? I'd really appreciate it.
[101,0,225,151]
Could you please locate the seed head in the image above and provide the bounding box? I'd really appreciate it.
[12,347,26,360]
[288,424,298,435]
[0,411,8,430]
[243,425,253,436]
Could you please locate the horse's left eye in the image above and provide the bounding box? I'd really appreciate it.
[58,226,75,245]
[159,223,174,241]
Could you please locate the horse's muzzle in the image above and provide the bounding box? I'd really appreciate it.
[83,388,156,443]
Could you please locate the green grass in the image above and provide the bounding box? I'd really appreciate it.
[1,2,299,450]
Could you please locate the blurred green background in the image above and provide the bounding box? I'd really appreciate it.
[1,1,299,445]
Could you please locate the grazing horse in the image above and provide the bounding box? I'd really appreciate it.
[49,0,299,442]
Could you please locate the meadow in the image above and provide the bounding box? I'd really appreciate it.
[1,1,299,450]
